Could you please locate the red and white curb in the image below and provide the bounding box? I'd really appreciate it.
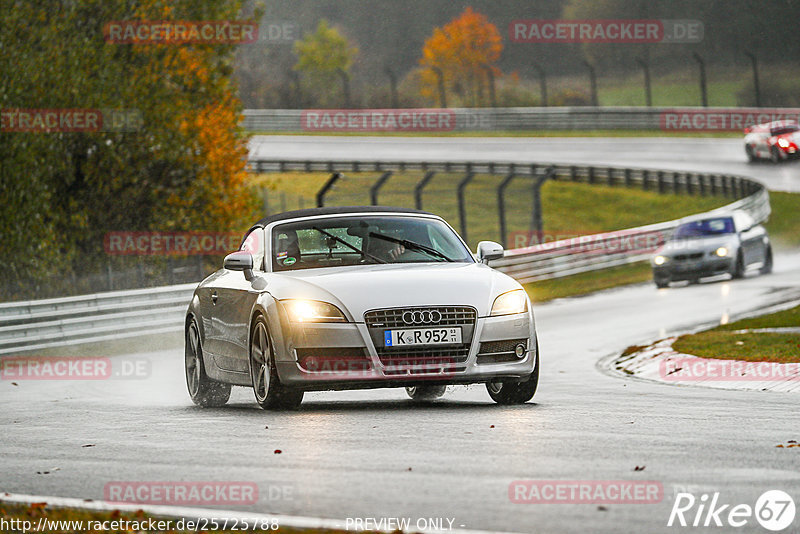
[0,492,519,534]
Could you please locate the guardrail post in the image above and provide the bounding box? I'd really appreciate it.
[624,168,632,187]
[414,171,436,210]
[497,167,517,248]
[606,168,614,186]
[316,172,342,207]
[686,174,694,195]
[721,176,730,197]
[672,172,680,194]
[370,171,393,205]
[657,171,665,194]
[570,166,578,182]
[642,170,649,191]
[531,166,554,243]
[588,166,595,184]
[457,166,476,242]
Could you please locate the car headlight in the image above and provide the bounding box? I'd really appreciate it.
[282,299,347,323]
[490,289,528,316]
[653,255,668,266]
[715,247,728,257]
[778,138,790,148]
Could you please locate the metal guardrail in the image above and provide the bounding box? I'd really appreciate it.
[0,284,195,355]
[0,160,769,354]
[243,107,800,132]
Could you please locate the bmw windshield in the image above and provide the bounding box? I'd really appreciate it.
[271,215,474,271]
[671,217,735,239]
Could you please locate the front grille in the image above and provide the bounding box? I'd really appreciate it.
[674,252,703,261]
[364,306,477,367]
[364,306,476,328]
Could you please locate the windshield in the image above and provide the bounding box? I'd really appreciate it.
[771,124,799,136]
[672,217,735,239]
[271,215,473,271]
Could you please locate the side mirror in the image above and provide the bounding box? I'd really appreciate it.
[477,241,504,264]
[224,251,254,280]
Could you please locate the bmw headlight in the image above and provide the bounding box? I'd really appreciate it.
[653,255,668,266]
[282,299,347,323]
[715,247,728,257]
[490,289,528,316]
[778,138,790,148]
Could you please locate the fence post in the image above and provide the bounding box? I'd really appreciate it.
[414,170,436,210]
[624,168,632,187]
[370,171,393,205]
[457,166,475,242]
[686,174,694,195]
[588,166,595,184]
[316,172,342,207]
[642,170,649,191]
[497,167,518,248]
[606,168,614,186]
[657,171,665,194]
[531,166,554,243]
[672,172,680,194]
[570,166,578,182]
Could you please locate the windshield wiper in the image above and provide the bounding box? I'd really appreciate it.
[311,226,387,264]
[369,232,454,262]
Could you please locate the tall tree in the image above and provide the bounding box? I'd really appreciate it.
[293,19,359,107]
[419,7,503,107]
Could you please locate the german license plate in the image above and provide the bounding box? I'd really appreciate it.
[384,327,462,347]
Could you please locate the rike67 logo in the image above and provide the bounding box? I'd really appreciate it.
[668,490,795,531]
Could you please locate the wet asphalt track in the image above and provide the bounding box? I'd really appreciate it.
[2,137,800,533]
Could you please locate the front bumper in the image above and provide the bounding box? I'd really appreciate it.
[274,311,536,391]
[653,256,734,281]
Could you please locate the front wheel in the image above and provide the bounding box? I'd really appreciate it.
[405,385,447,401]
[731,251,745,279]
[760,245,773,275]
[745,145,756,162]
[771,146,782,163]
[185,319,231,407]
[654,272,670,289]
[250,317,304,410]
[486,343,539,405]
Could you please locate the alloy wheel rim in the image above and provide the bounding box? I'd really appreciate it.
[186,324,201,396]
[252,323,271,401]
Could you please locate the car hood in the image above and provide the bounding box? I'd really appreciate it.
[658,235,737,255]
[266,262,522,319]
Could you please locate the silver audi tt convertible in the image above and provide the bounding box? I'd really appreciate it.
[185,206,539,409]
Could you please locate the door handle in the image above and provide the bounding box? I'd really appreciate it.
[211,291,218,305]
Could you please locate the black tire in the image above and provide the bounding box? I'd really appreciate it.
[745,145,756,162]
[250,316,304,410]
[731,251,746,279]
[760,245,773,275]
[405,385,447,401]
[654,273,670,289]
[185,319,231,407]
[771,146,782,163]
[486,342,539,405]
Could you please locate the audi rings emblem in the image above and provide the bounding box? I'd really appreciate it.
[402,309,442,325]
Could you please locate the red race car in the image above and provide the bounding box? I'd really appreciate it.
[744,119,800,162]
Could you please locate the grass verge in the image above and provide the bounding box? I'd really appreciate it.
[523,262,652,303]
[672,305,800,364]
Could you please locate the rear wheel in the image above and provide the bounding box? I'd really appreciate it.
[250,317,304,410]
[405,385,447,401]
[760,245,773,275]
[185,319,231,407]
[486,343,539,405]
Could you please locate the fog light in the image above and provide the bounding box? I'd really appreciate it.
[515,343,526,358]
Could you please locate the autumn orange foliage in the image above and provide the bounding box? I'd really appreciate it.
[419,7,503,106]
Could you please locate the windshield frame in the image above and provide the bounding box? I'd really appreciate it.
[264,212,475,272]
